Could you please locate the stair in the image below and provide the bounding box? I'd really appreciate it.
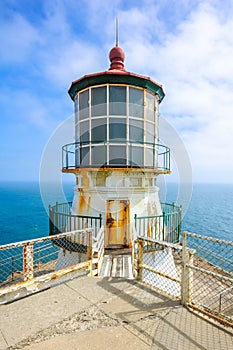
[100,254,134,279]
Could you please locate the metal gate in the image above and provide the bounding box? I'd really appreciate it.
[135,237,182,298]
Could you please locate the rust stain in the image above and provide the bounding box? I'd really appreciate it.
[76,170,91,215]
[81,170,90,187]
[0,260,91,303]
[147,223,151,238]
[78,188,86,213]
[77,189,91,215]
[62,167,171,175]
[87,196,91,212]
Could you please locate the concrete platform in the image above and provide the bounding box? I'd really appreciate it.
[0,275,232,349]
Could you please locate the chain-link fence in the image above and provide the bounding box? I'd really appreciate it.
[182,232,233,325]
[134,233,233,326]
[135,237,182,299]
[0,229,93,292]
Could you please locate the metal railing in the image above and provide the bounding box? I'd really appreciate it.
[0,229,94,303]
[49,202,102,238]
[135,237,182,298]
[182,232,233,326]
[92,226,105,276]
[49,202,181,244]
[62,140,170,171]
[134,233,233,326]
[1,229,232,327]
[134,202,182,243]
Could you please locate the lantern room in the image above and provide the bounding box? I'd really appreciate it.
[50,44,181,251]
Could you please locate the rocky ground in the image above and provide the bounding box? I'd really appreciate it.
[8,304,121,349]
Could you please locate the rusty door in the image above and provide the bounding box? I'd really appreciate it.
[106,200,130,248]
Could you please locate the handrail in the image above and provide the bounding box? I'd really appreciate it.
[134,203,182,243]
[49,201,181,243]
[49,202,102,221]
[49,203,102,237]
[135,202,182,219]
[62,140,170,171]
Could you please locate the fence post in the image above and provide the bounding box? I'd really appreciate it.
[181,232,195,305]
[137,239,143,281]
[178,206,182,241]
[88,230,93,276]
[23,243,34,281]
[49,205,54,235]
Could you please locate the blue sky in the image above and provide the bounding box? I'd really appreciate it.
[0,0,233,183]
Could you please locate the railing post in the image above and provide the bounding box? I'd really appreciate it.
[88,230,93,276]
[66,145,69,169]
[162,211,165,240]
[181,232,195,305]
[178,205,182,241]
[137,238,143,281]
[99,214,102,228]
[23,243,34,281]
[49,205,54,235]
[134,214,137,236]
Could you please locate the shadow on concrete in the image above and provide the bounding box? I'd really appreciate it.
[96,277,233,349]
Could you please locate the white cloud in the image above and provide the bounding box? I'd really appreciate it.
[1,0,233,182]
[0,13,41,63]
[116,1,233,183]
[0,89,61,130]
[41,41,103,88]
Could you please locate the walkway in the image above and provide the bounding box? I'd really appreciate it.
[100,250,133,278]
[0,275,232,349]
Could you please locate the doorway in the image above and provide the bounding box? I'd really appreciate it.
[106,200,130,248]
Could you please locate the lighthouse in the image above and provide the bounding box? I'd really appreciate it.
[50,40,181,267]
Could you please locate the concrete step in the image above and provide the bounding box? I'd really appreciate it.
[99,255,134,279]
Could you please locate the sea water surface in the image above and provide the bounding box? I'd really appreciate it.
[0,181,232,245]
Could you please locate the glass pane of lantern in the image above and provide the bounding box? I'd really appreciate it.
[91,86,107,117]
[146,122,155,144]
[80,120,89,143]
[91,118,107,142]
[80,146,90,166]
[109,145,126,165]
[109,118,126,140]
[129,146,143,167]
[109,86,126,115]
[146,92,155,122]
[91,145,106,166]
[75,97,79,125]
[129,119,144,142]
[79,90,89,120]
[129,87,144,118]
[145,146,154,167]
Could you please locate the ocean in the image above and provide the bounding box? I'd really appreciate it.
[0,181,232,246]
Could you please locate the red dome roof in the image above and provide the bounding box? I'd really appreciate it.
[109,46,125,71]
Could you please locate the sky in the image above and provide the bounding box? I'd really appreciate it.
[0,0,233,184]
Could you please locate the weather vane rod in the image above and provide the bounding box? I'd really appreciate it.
[116,17,118,47]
